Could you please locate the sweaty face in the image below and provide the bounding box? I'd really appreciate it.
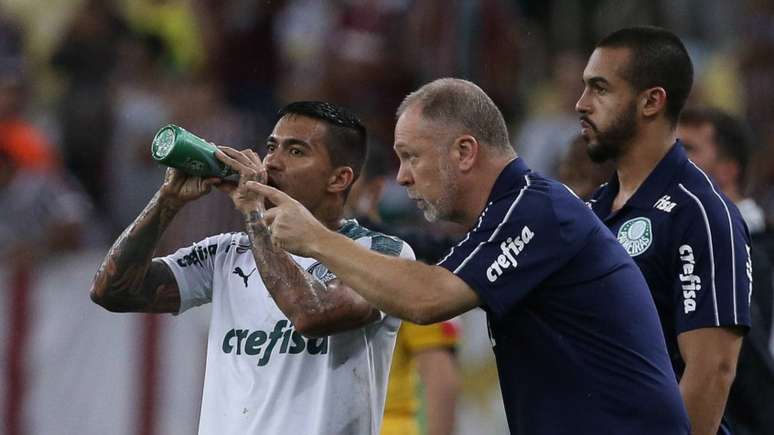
[576,47,640,163]
[263,115,336,211]
[394,105,460,223]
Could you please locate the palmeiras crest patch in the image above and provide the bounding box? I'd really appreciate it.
[617,217,653,257]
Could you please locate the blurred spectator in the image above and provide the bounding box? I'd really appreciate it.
[105,32,174,234]
[679,107,766,234]
[274,0,337,102]
[51,0,129,209]
[321,0,414,148]
[405,0,523,124]
[556,134,614,200]
[0,60,93,263]
[156,74,256,254]
[678,106,774,435]
[515,50,586,177]
[200,0,283,131]
[122,0,205,73]
[739,0,774,226]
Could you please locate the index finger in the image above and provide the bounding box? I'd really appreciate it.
[245,181,291,205]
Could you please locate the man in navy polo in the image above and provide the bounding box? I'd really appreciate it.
[247,78,690,434]
[578,27,752,435]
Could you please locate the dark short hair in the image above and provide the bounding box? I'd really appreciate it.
[597,26,693,125]
[679,107,754,185]
[397,78,512,152]
[278,101,368,183]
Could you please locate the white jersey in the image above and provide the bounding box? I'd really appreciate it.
[159,219,414,435]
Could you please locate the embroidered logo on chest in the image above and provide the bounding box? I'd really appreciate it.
[654,195,677,212]
[617,217,653,257]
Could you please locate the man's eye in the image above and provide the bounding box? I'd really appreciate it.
[266,144,276,152]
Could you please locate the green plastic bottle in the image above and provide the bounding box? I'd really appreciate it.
[151,124,235,178]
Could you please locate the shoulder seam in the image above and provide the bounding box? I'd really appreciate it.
[451,174,532,274]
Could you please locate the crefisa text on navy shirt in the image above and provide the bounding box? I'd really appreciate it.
[438,158,690,435]
[589,142,752,379]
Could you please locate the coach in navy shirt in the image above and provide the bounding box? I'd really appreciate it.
[252,78,689,434]
[578,27,751,435]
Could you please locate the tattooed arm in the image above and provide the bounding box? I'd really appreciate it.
[246,211,379,337]
[216,147,380,337]
[90,168,219,313]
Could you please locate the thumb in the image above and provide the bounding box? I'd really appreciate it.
[245,181,291,205]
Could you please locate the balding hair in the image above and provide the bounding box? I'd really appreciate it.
[397,78,512,152]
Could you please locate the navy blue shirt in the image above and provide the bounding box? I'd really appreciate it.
[438,158,689,435]
[590,143,752,435]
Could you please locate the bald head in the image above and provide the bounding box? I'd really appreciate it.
[397,78,514,155]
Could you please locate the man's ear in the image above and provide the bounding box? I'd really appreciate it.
[454,135,479,172]
[327,166,355,194]
[641,87,668,118]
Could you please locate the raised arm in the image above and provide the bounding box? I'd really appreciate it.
[216,147,380,337]
[90,168,219,313]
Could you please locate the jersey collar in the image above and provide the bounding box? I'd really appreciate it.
[599,141,688,212]
[487,157,531,203]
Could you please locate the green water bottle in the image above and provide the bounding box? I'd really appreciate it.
[151,124,236,178]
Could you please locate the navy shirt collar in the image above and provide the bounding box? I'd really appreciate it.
[599,141,688,211]
[488,157,531,203]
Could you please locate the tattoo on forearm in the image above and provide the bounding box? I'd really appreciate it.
[92,192,179,311]
[244,212,339,319]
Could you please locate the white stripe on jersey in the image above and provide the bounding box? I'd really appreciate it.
[437,201,491,265]
[453,175,531,274]
[689,161,738,323]
[679,183,720,326]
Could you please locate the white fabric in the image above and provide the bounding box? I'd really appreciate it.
[160,227,413,435]
[735,197,766,235]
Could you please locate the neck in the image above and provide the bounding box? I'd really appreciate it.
[457,153,515,228]
[615,126,675,198]
[312,199,346,231]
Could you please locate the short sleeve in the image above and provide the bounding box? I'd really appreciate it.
[438,190,585,319]
[158,234,229,314]
[672,191,752,334]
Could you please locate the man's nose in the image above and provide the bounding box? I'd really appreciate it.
[396,163,413,186]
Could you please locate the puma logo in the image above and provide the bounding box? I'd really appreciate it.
[233,267,256,287]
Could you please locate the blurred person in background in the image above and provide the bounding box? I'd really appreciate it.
[51,0,128,210]
[249,78,690,435]
[347,146,460,435]
[580,26,750,435]
[515,50,587,178]
[90,101,413,435]
[677,107,774,435]
[679,108,766,234]
[0,17,93,263]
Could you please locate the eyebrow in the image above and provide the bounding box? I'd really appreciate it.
[266,136,313,150]
[585,76,610,87]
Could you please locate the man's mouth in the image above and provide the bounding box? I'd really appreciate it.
[579,118,595,136]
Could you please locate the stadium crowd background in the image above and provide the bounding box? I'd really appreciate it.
[1,0,773,434]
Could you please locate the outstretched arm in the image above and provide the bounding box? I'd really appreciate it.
[247,181,481,324]
[217,147,380,336]
[90,168,218,313]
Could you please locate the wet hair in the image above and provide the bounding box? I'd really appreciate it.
[278,101,368,183]
[679,107,754,185]
[396,78,512,153]
[597,26,693,125]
